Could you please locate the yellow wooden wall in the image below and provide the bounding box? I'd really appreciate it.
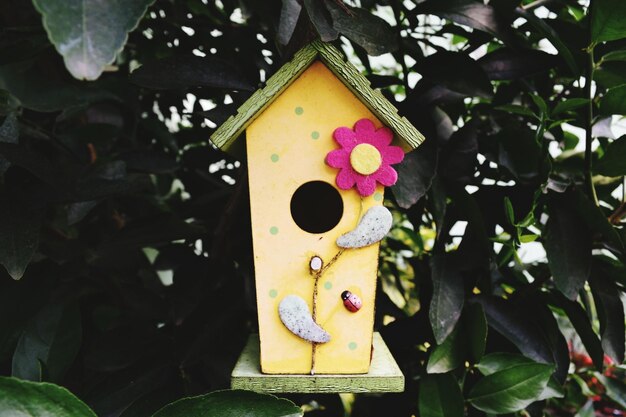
[246,61,387,374]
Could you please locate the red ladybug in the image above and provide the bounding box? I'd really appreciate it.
[341,290,362,312]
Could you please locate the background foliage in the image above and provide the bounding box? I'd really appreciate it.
[0,0,625,415]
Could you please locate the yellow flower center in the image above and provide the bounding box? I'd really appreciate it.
[350,143,382,175]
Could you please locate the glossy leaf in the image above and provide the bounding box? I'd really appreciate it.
[0,196,44,280]
[590,265,625,364]
[392,143,437,209]
[303,0,337,42]
[419,373,464,417]
[479,48,557,80]
[415,0,508,40]
[32,0,155,80]
[326,2,397,56]
[277,0,302,46]
[478,296,554,364]
[552,98,590,116]
[597,375,626,408]
[544,195,592,300]
[552,292,604,371]
[591,0,626,44]
[599,84,626,115]
[152,390,303,417]
[574,401,595,417]
[0,113,18,175]
[516,8,579,75]
[130,56,254,91]
[429,252,464,344]
[468,363,554,414]
[595,135,626,177]
[413,51,493,98]
[12,303,82,382]
[0,376,96,416]
[427,303,487,373]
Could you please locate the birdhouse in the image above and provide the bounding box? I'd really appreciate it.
[211,40,424,385]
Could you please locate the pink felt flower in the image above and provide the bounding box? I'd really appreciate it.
[326,118,404,197]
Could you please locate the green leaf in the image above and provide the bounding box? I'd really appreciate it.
[277,0,302,46]
[0,89,20,116]
[516,8,578,75]
[595,135,626,177]
[590,264,625,363]
[0,195,44,280]
[544,195,592,300]
[599,84,626,115]
[427,303,487,373]
[552,98,589,116]
[468,363,554,414]
[597,375,626,409]
[129,56,254,91]
[429,252,465,344]
[32,0,155,80]
[392,143,437,209]
[601,49,626,62]
[414,0,509,40]
[571,188,624,253]
[574,400,595,417]
[303,0,337,42]
[418,373,464,417]
[12,303,82,383]
[476,352,533,375]
[551,292,604,371]
[152,390,303,417]
[495,104,536,118]
[591,0,626,44]
[413,51,493,98]
[478,48,557,80]
[326,2,397,56]
[503,197,515,226]
[0,376,96,416]
[0,113,18,175]
[530,94,548,116]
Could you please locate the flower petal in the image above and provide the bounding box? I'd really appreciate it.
[354,118,376,134]
[333,127,357,149]
[368,126,394,149]
[374,165,398,187]
[326,149,350,168]
[382,145,404,165]
[336,167,357,190]
[356,175,377,197]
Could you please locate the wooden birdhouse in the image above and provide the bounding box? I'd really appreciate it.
[211,40,424,390]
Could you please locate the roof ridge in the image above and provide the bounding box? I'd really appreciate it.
[210,40,424,153]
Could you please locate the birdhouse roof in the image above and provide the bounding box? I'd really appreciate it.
[210,40,425,153]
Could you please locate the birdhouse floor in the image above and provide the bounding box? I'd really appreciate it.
[231,332,404,393]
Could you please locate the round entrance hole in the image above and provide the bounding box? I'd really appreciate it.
[290,181,344,234]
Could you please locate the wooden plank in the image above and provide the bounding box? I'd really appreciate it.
[231,332,404,393]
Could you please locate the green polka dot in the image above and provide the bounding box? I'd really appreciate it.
[270,226,279,235]
[269,289,278,298]
[348,342,358,350]
[311,131,320,140]
[270,153,279,162]
[374,192,383,202]
[295,106,304,115]
[324,281,332,290]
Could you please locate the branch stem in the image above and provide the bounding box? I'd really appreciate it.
[584,30,599,206]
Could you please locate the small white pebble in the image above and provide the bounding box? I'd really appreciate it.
[310,256,323,271]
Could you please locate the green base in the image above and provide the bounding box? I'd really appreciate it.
[231,332,404,393]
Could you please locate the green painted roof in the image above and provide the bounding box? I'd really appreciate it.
[210,40,425,153]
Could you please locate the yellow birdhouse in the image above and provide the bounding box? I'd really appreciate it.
[211,40,424,388]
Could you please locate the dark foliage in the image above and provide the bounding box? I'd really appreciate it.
[0,0,625,416]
